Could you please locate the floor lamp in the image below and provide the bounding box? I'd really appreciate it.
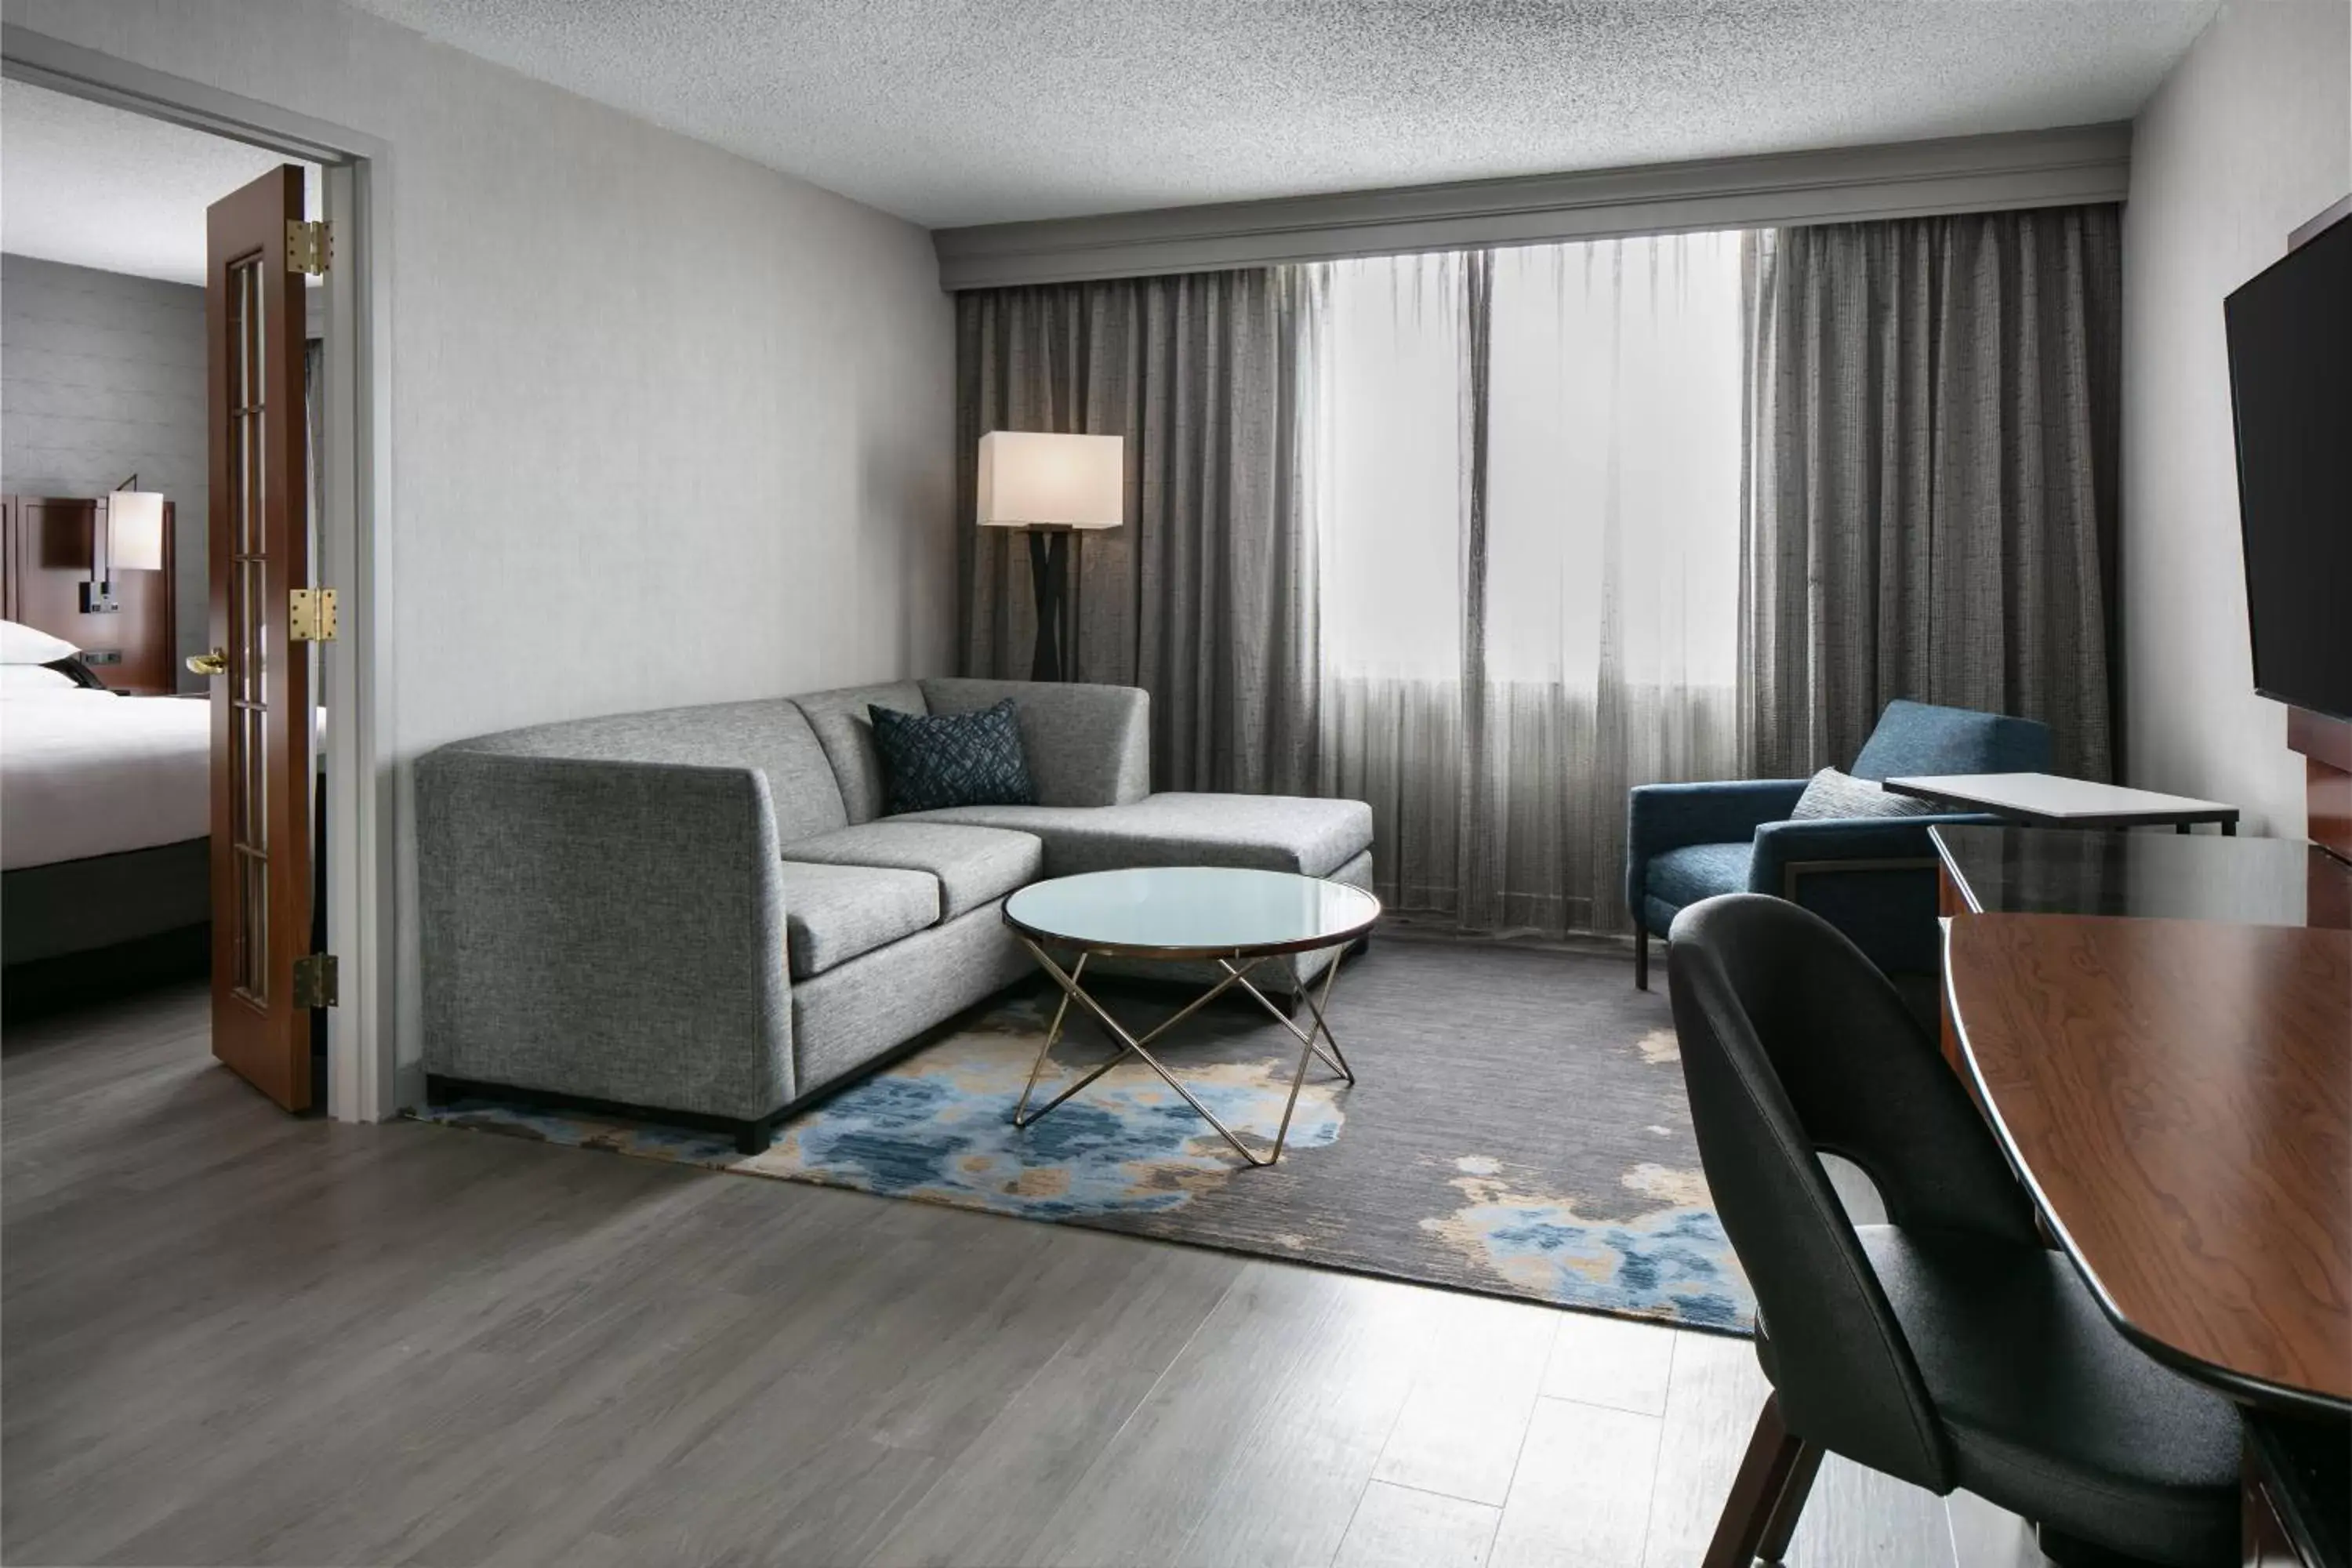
[977,431,1124,683]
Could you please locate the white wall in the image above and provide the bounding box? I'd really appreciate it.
[12,0,956,746]
[2122,0,2350,835]
[9,0,956,1087]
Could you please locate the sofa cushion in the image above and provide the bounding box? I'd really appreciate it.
[900,791,1373,880]
[778,822,1044,920]
[871,699,1037,815]
[1646,840,1753,913]
[790,681,928,825]
[775,862,938,978]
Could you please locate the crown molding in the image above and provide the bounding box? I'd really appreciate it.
[934,122,2131,290]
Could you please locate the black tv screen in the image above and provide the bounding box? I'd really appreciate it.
[2224,212,2351,722]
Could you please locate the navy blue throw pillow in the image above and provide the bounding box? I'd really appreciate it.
[870,699,1036,815]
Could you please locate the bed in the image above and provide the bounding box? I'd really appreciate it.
[2,662,212,965]
[3,492,211,973]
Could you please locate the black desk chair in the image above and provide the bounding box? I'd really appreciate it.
[1664,893,2241,1568]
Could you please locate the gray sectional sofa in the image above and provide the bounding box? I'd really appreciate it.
[416,677,1374,1150]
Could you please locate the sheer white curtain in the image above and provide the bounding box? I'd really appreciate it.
[1311,232,1746,935]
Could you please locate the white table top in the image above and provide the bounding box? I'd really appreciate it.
[1883,772,2238,824]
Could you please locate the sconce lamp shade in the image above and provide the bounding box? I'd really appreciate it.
[107,491,166,572]
[977,432,1123,530]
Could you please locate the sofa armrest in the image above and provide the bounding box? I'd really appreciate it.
[416,747,793,1118]
[1748,812,1998,975]
[920,677,1150,807]
[1626,779,1809,916]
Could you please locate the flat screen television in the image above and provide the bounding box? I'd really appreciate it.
[2223,210,2350,722]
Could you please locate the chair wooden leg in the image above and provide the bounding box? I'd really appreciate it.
[1755,1437,1824,1563]
[1703,1392,1816,1568]
[1635,928,1650,990]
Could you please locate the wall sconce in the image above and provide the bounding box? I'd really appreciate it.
[84,475,165,614]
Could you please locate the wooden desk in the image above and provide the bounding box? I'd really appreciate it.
[1944,913,2350,1415]
[1930,826,2352,1075]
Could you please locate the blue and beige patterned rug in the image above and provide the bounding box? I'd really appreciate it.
[415,936,1754,1333]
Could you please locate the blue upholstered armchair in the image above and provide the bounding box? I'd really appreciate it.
[1624,699,2052,986]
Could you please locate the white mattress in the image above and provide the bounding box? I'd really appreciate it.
[1,688,212,870]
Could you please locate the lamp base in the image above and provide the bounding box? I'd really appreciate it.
[1025,529,1083,683]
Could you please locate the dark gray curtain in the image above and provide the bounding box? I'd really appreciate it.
[955,270,1319,794]
[1738,204,2122,781]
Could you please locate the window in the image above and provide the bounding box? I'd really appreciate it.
[1307,231,1748,931]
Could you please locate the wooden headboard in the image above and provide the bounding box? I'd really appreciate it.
[1,495,179,695]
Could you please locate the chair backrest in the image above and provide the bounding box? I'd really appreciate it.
[1665,893,2039,1490]
[1849,699,2051,780]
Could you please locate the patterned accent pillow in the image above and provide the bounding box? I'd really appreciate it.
[1789,767,1938,821]
[870,699,1037,815]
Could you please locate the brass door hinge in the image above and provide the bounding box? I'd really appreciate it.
[289,586,338,642]
[288,220,332,276]
[292,953,339,1009]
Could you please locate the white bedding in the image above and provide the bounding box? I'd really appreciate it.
[1,688,212,870]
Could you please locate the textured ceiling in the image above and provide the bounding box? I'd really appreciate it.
[346,0,2215,227]
[1,82,318,285]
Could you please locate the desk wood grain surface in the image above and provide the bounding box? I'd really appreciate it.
[1945,913,2351,1414]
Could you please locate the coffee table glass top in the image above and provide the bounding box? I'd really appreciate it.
[1004,867,1381,958]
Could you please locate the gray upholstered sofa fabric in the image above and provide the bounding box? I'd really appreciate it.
[451,699,850,842]
[920,678,1149,807]
[790,902,1034,1093]
[791,681,927,825]
[416,749,792,1120]
[774,860,938,977]
[416,679,1375,1144]
[781,822,1042,919]
[901,792,1371,879]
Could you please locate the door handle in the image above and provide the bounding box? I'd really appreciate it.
[187,648,228,677]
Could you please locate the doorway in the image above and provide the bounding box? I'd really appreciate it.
[2,29,394,1123]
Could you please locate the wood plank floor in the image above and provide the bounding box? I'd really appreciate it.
[1,981,2047,1567]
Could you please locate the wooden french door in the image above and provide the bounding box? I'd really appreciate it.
[200,166,314,1111]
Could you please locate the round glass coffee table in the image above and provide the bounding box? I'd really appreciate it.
[1003,866,1381,1167]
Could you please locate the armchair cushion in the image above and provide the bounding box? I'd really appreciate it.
[1849,699,2052,781]
[1647,842,1754,913]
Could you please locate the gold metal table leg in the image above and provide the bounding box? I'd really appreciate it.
[1010,937,1355,1167]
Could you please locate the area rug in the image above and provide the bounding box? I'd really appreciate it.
[413,936,1754,1333]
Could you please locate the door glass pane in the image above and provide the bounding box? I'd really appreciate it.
[227,253,269,1005]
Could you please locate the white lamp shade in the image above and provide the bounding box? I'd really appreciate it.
[977,431,1123,529]
[107,492,166,572]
